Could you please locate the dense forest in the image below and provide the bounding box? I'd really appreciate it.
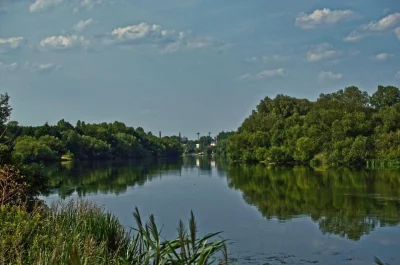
[226,85,400,166]
[0,94,183,164]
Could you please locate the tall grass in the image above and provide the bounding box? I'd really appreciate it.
[0,200,229,265]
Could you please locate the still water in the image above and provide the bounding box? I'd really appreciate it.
[42,156,400,265]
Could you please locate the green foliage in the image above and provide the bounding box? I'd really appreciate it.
[371,85,400,109]
[5,120,183,163]
[0,93,12,125]
[0,144,10,164]
[0,92,183,163]
[0,200,229,265]
[12,136,58,163]
[227,85,400,166]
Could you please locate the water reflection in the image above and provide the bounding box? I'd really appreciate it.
[226,164,400,241]
[46,156,216,198]
[46,156,400,241]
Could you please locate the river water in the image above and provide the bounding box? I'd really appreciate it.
[42,156,400,265]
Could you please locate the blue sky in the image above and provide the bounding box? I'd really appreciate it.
[0,0,399,138]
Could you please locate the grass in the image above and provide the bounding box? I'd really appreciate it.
[0,199,229,265]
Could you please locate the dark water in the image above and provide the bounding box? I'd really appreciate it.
[42,156,400,265]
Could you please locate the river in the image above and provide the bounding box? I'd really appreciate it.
[41,156,400,265]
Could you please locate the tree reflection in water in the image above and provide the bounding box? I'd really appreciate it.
[45,157,400,241]
[226,164,400,240]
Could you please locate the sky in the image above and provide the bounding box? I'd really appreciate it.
[0,0,399,139]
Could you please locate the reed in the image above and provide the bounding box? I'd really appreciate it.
[0,199,229,265]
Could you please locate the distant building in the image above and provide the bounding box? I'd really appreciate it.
[210,140,216,147]
[196,144,200,148]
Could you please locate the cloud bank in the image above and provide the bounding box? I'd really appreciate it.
[102,22,217,52]
[345,12,400,41]
[39,35,90,51]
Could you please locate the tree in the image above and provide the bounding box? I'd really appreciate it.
[0,93,12,125]
[371,85,400,109]
[12,136,58,163]
[226,85,400,166]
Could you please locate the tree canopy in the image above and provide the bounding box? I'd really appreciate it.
[226,85,400,166]
[0,94,183,163]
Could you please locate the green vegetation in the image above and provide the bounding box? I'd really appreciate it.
[226,85,400,166]
[0,94,229,265]
[4,120,183,163]
[183,136,215,155]
[0,93,183,164]
[0,200,228,265]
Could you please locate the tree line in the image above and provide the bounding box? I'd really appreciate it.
[225,85,400,166]
[0,95,183,164]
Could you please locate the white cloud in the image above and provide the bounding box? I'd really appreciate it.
[364,12,400,31]
[239,68,288,80]
[318,71,342,81]
[296,8,354,29]
[0,37,26,52]
[185,37,213,49]
[372,53,394,61]
[29,0,63,12]
[245,56,259,63]
[0,62,20,72]
[344,30,365,42]
[73,18,95,32]
[103,22,215,52]
[109,23,179,44]
[345,13,400,41]
[39,35,89,51]
[245,54,290,63]
[395,27,400,40]
[24,62,62,73]
[396,71,400,79]
[0,61,61,73]
[306,43,341,62]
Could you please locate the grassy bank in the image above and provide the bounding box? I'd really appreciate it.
[0,200,228,265]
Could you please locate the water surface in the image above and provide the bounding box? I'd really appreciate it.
[43,156,400,265]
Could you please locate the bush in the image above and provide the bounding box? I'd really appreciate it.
[0,165,29,206]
